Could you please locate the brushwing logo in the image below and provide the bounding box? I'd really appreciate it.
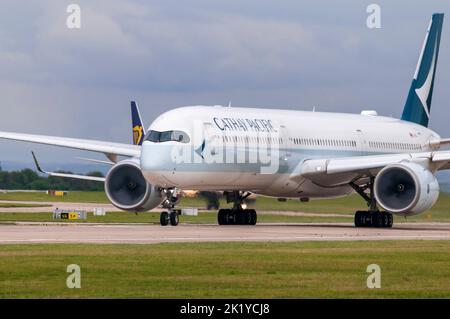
[415,38,438,119]
[133,125,143,145]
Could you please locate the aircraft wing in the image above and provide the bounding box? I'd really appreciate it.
[295,150,450,185]
[0,131,141,158]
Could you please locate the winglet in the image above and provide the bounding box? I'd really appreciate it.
[30,151,105,182]
[31,151,44,174]
[131,101,146,145]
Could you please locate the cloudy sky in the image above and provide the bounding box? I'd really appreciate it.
[1,0,450,170]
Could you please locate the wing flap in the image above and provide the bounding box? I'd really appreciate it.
[296,151,448,183]
[300,153,417,178]
[431,150,450,161]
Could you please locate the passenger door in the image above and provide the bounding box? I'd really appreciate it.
[356,129,367,155]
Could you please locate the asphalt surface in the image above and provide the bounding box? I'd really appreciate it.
[1,222,450,244]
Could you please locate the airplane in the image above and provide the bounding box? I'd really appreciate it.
[1,13,449,228]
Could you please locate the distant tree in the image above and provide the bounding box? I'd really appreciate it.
[0,169,105,191]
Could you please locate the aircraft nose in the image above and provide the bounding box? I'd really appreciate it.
[140,141,176,185]
[141,141,166,170]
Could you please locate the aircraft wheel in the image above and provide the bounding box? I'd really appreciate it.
[249,209,257,225]
[237,211,246,225]
[355,211,370,227]
[169,211,179,226]
[218,209,227,225]
[230,210,238,225]
[160,212,169,226]
[373,211,384,228]
[382,212,393,228]
[223,209,233,225]
[354,211,364,227]
[243,210,252,225]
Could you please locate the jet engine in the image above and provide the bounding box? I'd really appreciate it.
[105,159,163,212]
[374,162,439,216]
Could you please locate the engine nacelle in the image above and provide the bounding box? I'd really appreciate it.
[105,159,163,212]
[374,162,439,216]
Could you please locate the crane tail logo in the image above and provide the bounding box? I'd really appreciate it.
[133,125,143,145]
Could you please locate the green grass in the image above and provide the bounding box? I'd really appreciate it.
[0,191,109,203]
[0,203,50,208]
[1,241,450,298]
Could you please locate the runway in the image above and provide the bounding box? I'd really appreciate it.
[1,222,450,244]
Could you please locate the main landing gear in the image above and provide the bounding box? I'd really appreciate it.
[350,177,393,228]
[160,188,181,226]
[354,210,393,228]
[218,191,257,225]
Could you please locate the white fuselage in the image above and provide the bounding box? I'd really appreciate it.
[140,106,439,199]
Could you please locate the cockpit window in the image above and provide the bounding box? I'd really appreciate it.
[145,130,190,143]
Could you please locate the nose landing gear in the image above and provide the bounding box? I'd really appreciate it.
[159,188,181,226]
[160,210,180,226]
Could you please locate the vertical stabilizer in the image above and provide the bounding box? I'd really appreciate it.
[131,101,146,145]
[401,13,444,127]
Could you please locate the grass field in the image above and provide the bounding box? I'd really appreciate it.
[0,203,50,208]
[1,241,450,298]
[0,191,109,203]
